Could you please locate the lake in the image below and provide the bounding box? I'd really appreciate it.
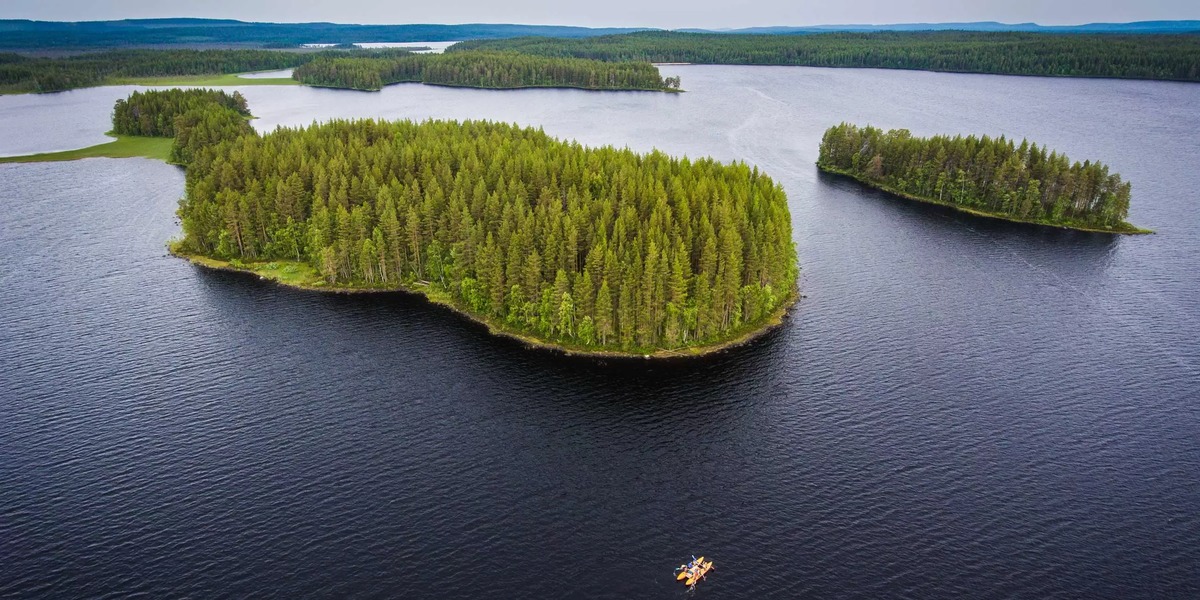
[1,66,1197,598]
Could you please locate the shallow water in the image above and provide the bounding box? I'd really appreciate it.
[238,69,294,79]
[1,66,1198,598]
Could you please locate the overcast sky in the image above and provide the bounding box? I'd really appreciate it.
[2,0,1197,29]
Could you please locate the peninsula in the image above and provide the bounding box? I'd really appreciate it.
[455,30,1200,83]
[291,50,680,92]
[0,47,678,95]
[817,123,1150,234]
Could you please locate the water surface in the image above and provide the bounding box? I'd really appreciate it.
[238,69,294,79]
[1,66,1198,598]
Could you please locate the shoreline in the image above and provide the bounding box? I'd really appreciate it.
[817,163,1153,235]
[0,72,301,95]
[298,79,681,93]
[0,134,173,163]
[172,248,799,361]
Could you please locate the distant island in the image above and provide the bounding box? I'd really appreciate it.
[817,123,1150,234]
[60,89,795,357]
[455,31,1200,83]
[292,50,681,92]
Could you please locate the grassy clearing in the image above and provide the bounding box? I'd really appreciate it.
[172,250,326,288]
[0,73,301,95]
[0,135,173,163]
[109,73,300,87]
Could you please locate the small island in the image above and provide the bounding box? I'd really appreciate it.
[62,89,795,358]
[292,50,682,92]
[817,123,1150,234]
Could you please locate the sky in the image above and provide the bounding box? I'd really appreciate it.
[1,0,1197,29]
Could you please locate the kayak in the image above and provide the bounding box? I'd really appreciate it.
[684,560,714,586]
[676,556,704,580]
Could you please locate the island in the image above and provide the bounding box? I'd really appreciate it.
[292,50,681,92]
[816,123,1150,234]
[27,89,796,358]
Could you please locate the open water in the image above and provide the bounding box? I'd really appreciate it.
[1,66,1198,598]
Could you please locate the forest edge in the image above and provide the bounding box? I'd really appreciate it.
[170,246,800,360]
[817,164,1154,235]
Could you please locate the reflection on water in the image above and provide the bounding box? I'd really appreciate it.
[1,66,1198,598]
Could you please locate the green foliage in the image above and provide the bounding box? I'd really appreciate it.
[0,49,316,93]
[176,118,798,352]
[817,123,1136,229]
[106,88,255,166]
[293,50,672,91]
[453,31,1200,82]
[112,88,249,137]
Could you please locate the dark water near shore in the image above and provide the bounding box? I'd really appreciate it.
[1,67,1198,598]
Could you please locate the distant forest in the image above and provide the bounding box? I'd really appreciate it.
[454,31,1200,82]
[817,123,1141,232]
[0,19,646,50]
[0,49,314,93]
[293,51,677,92]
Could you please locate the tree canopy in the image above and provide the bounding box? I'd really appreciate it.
[167,116,797,353]
[112,88,249,137]
[292,50,676,92]
[818,123,1143,232]
[453,31,1200,82]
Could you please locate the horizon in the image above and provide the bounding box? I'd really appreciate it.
[3,16,1200,30]
[2,0,1198,30]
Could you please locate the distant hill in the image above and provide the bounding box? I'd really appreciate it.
[3,18,1197,51]
[686,21,1200,34]
[0,19,652,50]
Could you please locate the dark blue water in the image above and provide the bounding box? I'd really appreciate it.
[1,66,1198,598]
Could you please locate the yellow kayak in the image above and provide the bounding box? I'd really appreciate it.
[675,556,704,581]
[684,560,714,586]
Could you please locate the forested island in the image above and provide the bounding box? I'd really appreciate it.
[453,31,1200,82]
[99,89,796,356]
[817,123,1148,233]
[292,50,679,91]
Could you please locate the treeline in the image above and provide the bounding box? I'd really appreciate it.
[452,31,1200,82]
[817,123,1139,231]
[175,119,797,352]
[292,50,675,92]
[0,49,314,93]
[108,88,254,165]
